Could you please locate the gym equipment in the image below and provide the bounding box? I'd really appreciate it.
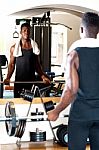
[32,12,51,72]
[0,55,8,67]
[13,26,19,38]
[0,80,65,98]
[31,118,44,122]
[5,101,17,136]
[0,70,65,98]
[30,128,46,142]
[5,101,26,138]
[0,55,8,98]
[1,84,69,146]
[0,101,69,146]
[20,89,35,102]
[56,124,90,146]
[4,101,48,137]
[56,124,68,146]
[31,108,44,116]
[0,81,51,84]
[4,97,55,138]
[31,101,55,121]
[15,119,26,138]
[0,67,3,98]
[2,85,57,141]
[19,85,56,141]
[31,108,44,121]
[44,100,55,112]
[0,80,65,84]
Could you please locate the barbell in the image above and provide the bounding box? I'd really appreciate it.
[1,115,48,122]
[3,100,68,136]
[3,100,56,138]
[0,100,69,146]
[0,80,65,84]
[0,80,65,98]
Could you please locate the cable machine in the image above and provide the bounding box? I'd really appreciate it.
[0,55,8,98]
[31,11,51,72]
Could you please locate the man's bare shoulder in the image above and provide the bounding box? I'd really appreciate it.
[68,50,79,70]
[10,44,16,50]
[10,44,16,52]
[11,43,16,49]
[68,50,78,60]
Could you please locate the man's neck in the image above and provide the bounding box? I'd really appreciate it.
[20,38,32,49]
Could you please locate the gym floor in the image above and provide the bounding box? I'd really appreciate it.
[0,140,90,150]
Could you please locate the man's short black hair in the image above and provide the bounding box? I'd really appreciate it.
[82,12,99,28]
[21,22,30,30]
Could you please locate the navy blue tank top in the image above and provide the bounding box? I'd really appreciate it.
[69,47,99,121]
[15,48,36,81]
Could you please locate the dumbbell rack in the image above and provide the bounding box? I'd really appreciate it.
[5,85,59,148]
[4,85,69,148]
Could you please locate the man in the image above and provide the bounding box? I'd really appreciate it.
[4,23,50,98]
[48,12,99,150]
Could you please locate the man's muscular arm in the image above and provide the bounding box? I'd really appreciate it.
[35,55,51,84]
[4,45,16,84]
[48,50,79,121]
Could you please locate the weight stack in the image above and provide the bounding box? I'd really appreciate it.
[29,128,46,142]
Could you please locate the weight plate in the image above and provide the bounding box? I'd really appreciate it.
[15,120,22,138]
[5,101,16,136]
[29,131,46,142]
[56,124,68,146]
[15,119,26,138]
[18,119,26,138]
[44,101,54,112]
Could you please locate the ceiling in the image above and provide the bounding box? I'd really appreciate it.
[10,3,98,19]
[0,0,99,18]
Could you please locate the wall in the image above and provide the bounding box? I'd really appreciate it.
[51,13,81,51]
